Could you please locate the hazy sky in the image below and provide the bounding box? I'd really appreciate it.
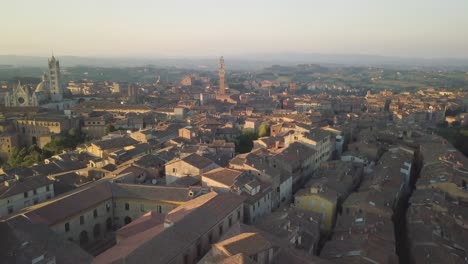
[2,0,468,58]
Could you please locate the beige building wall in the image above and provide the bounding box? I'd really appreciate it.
[0,183,54,217]
[201,177,230,193]
[244,191,272,224]
[0,134,19,160]
[15,117,78,147]
[50,199,114,244]
[113,198,181,228]
[130,131,152,143]
[169,204,244,264]
[179,128,195,140]
[166,161,218,185]
[87,144,106,158]
[82,119,107,139]
[48,197,187,246]
[285,132,332,169]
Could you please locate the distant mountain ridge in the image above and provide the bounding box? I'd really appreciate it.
[1,54,468,70]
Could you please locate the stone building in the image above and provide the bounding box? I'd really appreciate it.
[0,175,55,217]
[229,149,293,209]
[94,191,245,264]
[165,154,219,185]
[201,167,273,224]
[0,133,19,161]
[14,114,79,148]
[19,182,202,248]
[5,56,63,108]
[87,137,139,158]
[4,82,40,107]
[0,215,92,263]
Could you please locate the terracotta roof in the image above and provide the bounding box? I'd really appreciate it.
[214,232,273,256]
[202,168,244,187]
[182,153,217,169]
[167,176,200,187]
[116,211,165,240]
[95,192,245,264]
[0,215,92,264]
[30,163,62,175]
[25,182,113,225]
[217,254,256,264]
[273,248,332,264]
[134,154,165,168]
[110,183,197,205]
[92,137,139,150]
[0,176,54,199]
[21,182,197,226]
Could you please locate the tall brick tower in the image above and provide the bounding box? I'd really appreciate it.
[218,56,225,95]
[48,55,63,101]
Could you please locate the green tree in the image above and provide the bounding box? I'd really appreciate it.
[6,145,51,168]
[6,147,27,168]
[235,129,259,154]
[43,129,87,155]
[68,128,78,137]
[21,145,44,167]
[454,130,468,157]
[258,124,270,138]
[105,124,116,134]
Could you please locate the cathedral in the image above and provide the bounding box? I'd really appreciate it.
[5,56,63,107]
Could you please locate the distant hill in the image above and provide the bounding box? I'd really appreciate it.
[1,54,468,70]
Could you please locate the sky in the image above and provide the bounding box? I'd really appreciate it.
[2,0,468,58]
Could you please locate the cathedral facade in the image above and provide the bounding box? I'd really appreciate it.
[4,56,63,107]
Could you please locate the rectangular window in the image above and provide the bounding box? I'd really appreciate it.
[125,203,130,211]
[65,222,70,232]
[7,206,13,214]
[218,224,223,236]
[33,189,37,195]
[80,215,85,225]
[172,168,176,173]
[106,203,111,212]
[93,209,98,218]
[46,185,50,192]
[157,205,162,213]
[197,241,202,257]
[24,191,28,198]
[229,216,233,227]
[251,254,258,261]
[237,210,241,220]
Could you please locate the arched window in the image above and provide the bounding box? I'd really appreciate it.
[79,231,89,246]
[106,217,113,231]
[93,224,101,238]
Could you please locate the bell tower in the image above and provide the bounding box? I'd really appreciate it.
[48,55,63,101]
[218,56,225,95]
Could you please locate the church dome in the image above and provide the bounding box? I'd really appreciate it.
[35,81,47,93]
[35,74,48,93]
